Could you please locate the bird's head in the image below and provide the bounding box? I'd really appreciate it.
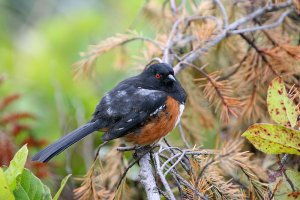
[140,62,186,103]
[142,63,177,85]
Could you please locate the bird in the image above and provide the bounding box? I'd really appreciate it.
[32,62,186,162]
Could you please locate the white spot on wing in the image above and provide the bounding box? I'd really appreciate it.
[104,94,112,104]
[117,127,124,131]
[127,119,133,122]
[150,104,166,116]
[136,88,156,96]
[117,90,127,97]
[107,107,113,115]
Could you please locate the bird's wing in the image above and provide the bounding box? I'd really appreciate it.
[98,84,167,141]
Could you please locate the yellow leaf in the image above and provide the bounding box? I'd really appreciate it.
[0,168,15,200]
[242,123,300,155]
[267,77,298,128]
[4,144,28,191]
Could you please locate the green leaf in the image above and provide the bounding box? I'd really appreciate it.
[0,168,15,200]
[53,174,71,200]
[242,123,300,155]
[13,169,52,200]
[4,144,28,191]
[269,169,300,199]
[267,77,298,128]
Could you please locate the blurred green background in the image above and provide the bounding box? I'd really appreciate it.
[0,0,154,175]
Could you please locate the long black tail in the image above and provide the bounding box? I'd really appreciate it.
[32,120,103,163]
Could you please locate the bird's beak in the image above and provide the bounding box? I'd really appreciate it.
[168,74,176,82]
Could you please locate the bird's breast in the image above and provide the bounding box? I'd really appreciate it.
[124,96,183,145]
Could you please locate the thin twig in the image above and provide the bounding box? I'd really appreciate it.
[161,140,192,173]
[173,0,293,74]
[227,1,292,31]
[125,36,164,50]
[277,155,295,192]
[178,122,191,148]
[169,0,177,16]
[177,0,186,12]
[157,151,208,200]
[164,151,186,176]
[157,150,187,198]
[231,9,292,34]
[161,152,183,170]
[154,151,176,200]
[187,62,237,117]
[193,159,217,199]
[94,141,108,161]
[163,18,184,63]
[168,165,207,199]
[239,33,279,76]
[170,171,185,199]
[116,146,154,190]
[174,30,227,74]
[183,15,222,32]
[214,0,228,28]
[158,187,171,200]
[218,52,249,81]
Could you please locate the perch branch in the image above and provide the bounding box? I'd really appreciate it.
[139,153,160,200]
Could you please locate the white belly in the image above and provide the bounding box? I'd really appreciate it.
[175,104,185,126]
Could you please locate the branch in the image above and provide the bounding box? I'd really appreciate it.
[166,163,207,199]
[214,0,228,28]
[183,15,222,32]
[169,0,177,16]
[239,33,279,76]
[154,152,176,200]
[173,0,293,74]
[139,153,160,200]
[174,31,227,74]
[134,2,294,199]
[231,9,292,34]
[163,18,183,63]
[277,154,295,192]
[226,0,292,31]
[178,122,191,148]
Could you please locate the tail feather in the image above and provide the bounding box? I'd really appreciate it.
[32,121,102,163]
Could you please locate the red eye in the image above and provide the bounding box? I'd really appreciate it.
[155,74,161,79]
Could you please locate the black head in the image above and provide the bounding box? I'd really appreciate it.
[139,63,186,104]
[142,63,176,85]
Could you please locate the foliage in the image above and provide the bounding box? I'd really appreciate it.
[1,0,300,199]
[184,140,266,199]
[74,142,129,200]
[269,169,300,199]
[243,76,300,155]
[72,0,300,199]
[243,123,300,155]
[267,77,298,128]
[242,76,300,199]
[0,78,50,178]
[0,145,70,200]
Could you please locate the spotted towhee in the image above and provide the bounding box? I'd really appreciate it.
[32,63,186,162]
